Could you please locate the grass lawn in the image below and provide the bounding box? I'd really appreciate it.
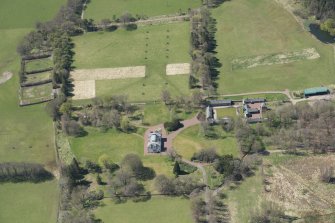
[142,103,196,125]
[215,107,237,119]
[0,181,59,223]
[25,57,53,72]
[95,196,193,223]
[85,0,201,20]
[173,125,239,160]
[24,71,52,84]
[221,93,289,101]
[224,171,263,223]
[0,0,66,29]
[70,127,174,176]
[73,23,191,101]
[213,0,335,94]
[21,82,53,101]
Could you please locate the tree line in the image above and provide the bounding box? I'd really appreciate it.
[17,0,86,97]
[189,7,220,93]
[0,162,53,183]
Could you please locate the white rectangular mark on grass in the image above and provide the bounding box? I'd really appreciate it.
[166,63,190,75]
[72,66,146,81]
[72,80,96,100]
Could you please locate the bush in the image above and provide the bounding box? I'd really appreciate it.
[191,148,219,163]
[164,118,183,132]
[85,160,102,174]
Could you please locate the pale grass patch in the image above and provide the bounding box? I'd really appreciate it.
[0,72,13,85]
[232,48,320,70]
[166,63,190,75]
[72,80,96,100]
[71,66,146,81]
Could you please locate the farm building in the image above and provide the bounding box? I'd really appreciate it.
[304,87,329,98]
[206,106,215,124]
[208,99,232,107]
[243,98,267,122]
[147,131,162,153]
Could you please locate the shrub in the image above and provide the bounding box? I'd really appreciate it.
[191,148,219,163]
[164,118,183,132]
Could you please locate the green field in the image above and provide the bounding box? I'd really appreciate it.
[0,1,65,222]
[85,0,201,21]
[73,23,191,101]
[0,0,66,29]
[213,0,335,94]
[0,181,59,223]
[173,125,239,159]
[95,197,193,223]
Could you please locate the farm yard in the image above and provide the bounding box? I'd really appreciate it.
[72,22,191,101]
[213,0,335,94]
[84,0,201,20]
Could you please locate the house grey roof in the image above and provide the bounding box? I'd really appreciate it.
[147,132,162,153]
[209,100,232,106]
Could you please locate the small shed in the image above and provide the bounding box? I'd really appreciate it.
[304,87,329,98]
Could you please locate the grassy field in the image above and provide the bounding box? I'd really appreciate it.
[173,125,239,159]
[0,1,65,222]
[213,0,335,94]
[0,181,59,223]
[85,0,201,20]
[95,197,193,223]
[224,171,263,222]
[73,23,191,101]
[0,0,66,29]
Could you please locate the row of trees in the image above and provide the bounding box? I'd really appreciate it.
[189,8,219,91]
[0,162,53,183]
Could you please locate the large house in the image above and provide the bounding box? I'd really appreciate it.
[243,98,267,123]
[147,131,162,153]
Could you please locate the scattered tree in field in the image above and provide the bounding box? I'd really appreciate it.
[161,89,172,105]
[191,148,219,163]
